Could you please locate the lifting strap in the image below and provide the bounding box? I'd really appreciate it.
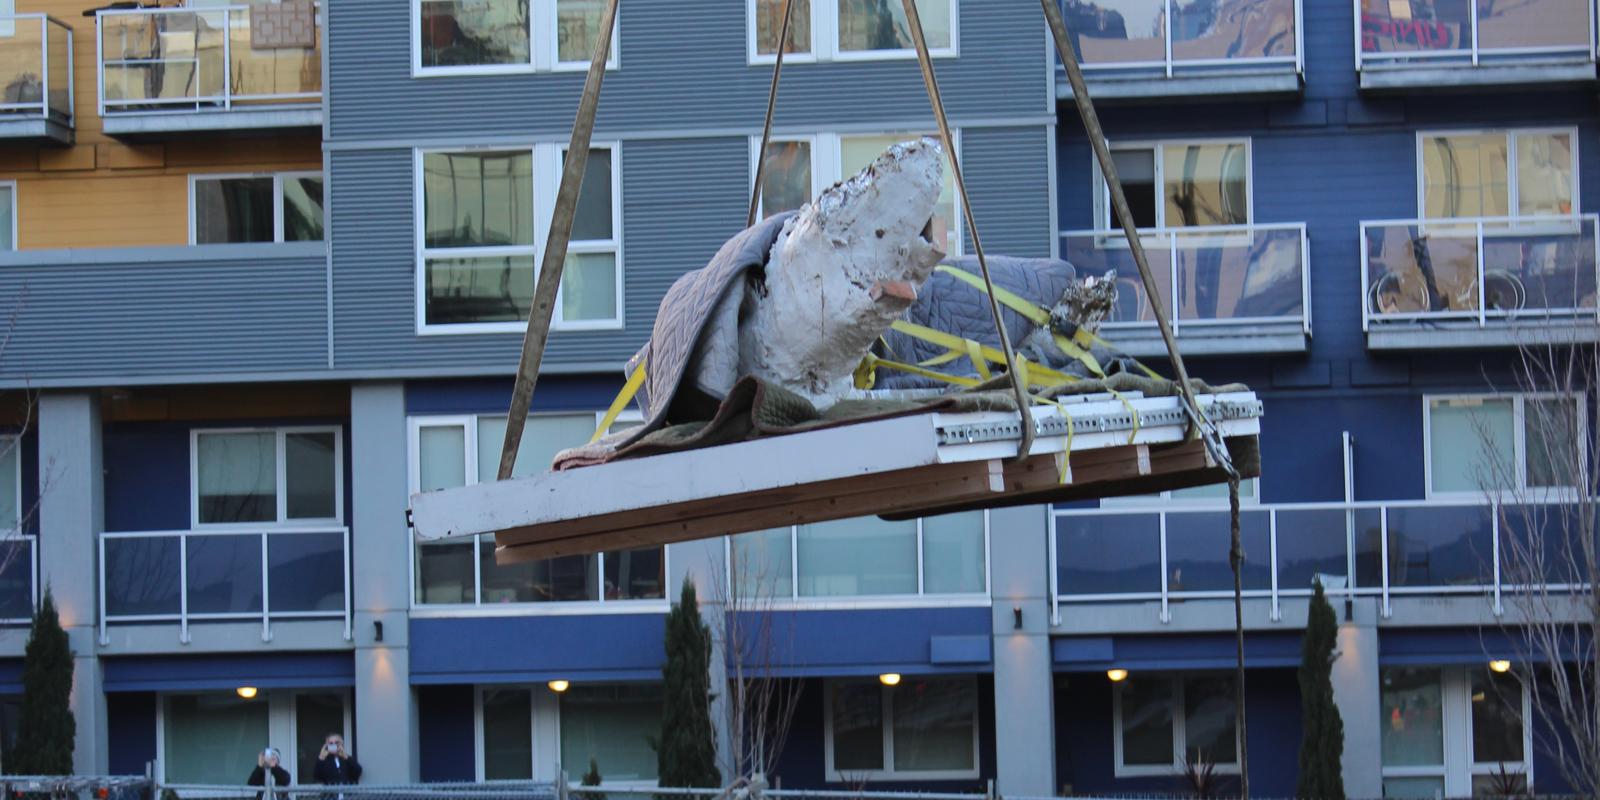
[590,356,649,444]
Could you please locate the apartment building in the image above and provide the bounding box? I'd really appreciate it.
[0,0,1593,797]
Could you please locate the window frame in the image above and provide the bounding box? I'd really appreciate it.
[411,0,619,77]
[1093,138,1255,232]
[1415,128,1582,220]
[0,180,16,251]
[187,171,325,245]
[748,133,821,222]
[1422,392,1589,500]
[1111,673,1242,777]
[472,685,541,782]
[821,675,981,782]
[1378,666,1535,796]
[189,426,345,530]
[414,143,625,335]
[153,688,354,785]
[407,413,668,612]
[746,0,959,65]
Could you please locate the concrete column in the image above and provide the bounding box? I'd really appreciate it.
[989,504,1056,796]
[349,382,419,783]
[1331,601,1382,799]
[37,391,109,775]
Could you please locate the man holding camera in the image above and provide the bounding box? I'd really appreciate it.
[247,748,292,800]
[312,733,362,787]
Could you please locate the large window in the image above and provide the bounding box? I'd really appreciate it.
[1113,673,1238,776]
[729,511,987,601]
[0,434,17,533]
[191,173,324,244]
[418,145,621,332]
[749,0,957,63]
[1420,130,1576,220]
[0,183,14,250]
[560,684,663,782]
[415,0,617,74]
[160,690,351,784]
[824,676,979,781]
[753,132,959,256]
[1096,141,1251,231]
[410,413,664,607]
[1425,394,1586,497]
[192,428,342,526]
[1380,667,1532,797]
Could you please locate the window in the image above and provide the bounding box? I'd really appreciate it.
[1113,674,1238,775]
[1420,130,1576,219]
[0,183,15,251]
[560,684,663,782]
[192,428,342,526]
[0,434,17,533]
[749,0,957,63]
[418,144,622,332]
[824,676,979,780]
[1096,141,1251,231]
[191,173,324,244]
[1425,394,1586,497]
[728,510,987,601]
[160,690,351,784]
[410,414,664,606]
[1104,478,1261,508]
[415,0,617,75]
[752,132,960,256]
[479,687,534,780]
[1379,667,1532,797]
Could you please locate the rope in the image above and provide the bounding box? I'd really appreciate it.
[901,0,1037,463]
[746,0,796,228]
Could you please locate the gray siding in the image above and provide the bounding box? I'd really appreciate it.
[0,244,328,387]
[328,1,1050,143]
[330,128,1053,373]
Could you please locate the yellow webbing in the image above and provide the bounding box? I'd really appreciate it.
[591,357,648,444]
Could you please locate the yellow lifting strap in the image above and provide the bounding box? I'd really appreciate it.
[590,356,649,444]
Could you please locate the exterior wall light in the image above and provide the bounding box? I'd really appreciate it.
[878,673,902,686]
[548,679,571,693]
[1489,659,1512,673]
[237,686,259,699]
[1106,669,1129,682]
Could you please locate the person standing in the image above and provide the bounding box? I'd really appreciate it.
[248,748,292,800]
[312,733,362,788]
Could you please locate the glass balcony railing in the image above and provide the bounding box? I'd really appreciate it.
[1360,215,1599,330]
[1059,223,1310,335]
[0,15,73,123]
[1053,500,1588,622]
[1357,0,1595,69]
[97,4,321,116]
[1059,0,1302,76]
[0,536,36,625]
[99,527,349,643]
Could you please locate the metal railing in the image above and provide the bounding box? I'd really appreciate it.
[0,776,150,800]
[0,15,72,123]
[1058,0,1303,77]
[1052,499,1590,623]
[96,4,321,116]
[151,784,986,800]
[1059,223,1310,336]
[98,526,350,644]
[0,534,37,625]
[1356,0,1596,69]
[1360,214,1600,331]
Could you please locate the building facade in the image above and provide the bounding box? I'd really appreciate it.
[0,0,1593,797]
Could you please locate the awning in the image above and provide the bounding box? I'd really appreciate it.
[1053,632,1304,672]
[103,652,354,692]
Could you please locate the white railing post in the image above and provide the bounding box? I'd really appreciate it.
[1169,233,1180,335]
[1164,0,1174,77]
[1158,513,1170,623]
[222,7,233,110]
[1379,507,1391,618]
[1269,510,1281,622]
[1300,224,1312,335]
[98,535,110,645]
[1470,0,1480,65]
[260,533,271,642]
[179,533,191,644]
[65,24,73,121]
[1491,503,1504,616]
[343,526,353,641]
[1476,220,1487,326]
[94,12,105,117]
[37,17,48,119]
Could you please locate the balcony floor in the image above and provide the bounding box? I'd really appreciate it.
[1106,323,1310,358]
[102,106,322,138]
[0,114,72,146]
[1367,318,1600,350]
[1359,61,1597,92]
[1057,68,1302,102]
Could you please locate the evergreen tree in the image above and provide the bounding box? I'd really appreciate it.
[1296,579,1345,800]
[11,589,75,775]
[658,578,720,788]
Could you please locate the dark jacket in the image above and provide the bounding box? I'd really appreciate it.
[313,755,362,785]
[247,765,292,800]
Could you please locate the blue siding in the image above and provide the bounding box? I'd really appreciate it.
[327,2,1048,142]
[107,692,158,776]
[735,607,993,677]
[417,684,477,783]
[405,377,622,416]
[102,653,356,692]
[409,614,667,684]
[1054,632,1305,672]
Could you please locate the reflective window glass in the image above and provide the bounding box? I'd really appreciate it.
[1380,668,1445,768]
[755,0,811,55]
[420,0,531,68]
[1119,677,1174,766]
[837,0,950,52]
[197,432,277,524]
[761,140,813,218]
[483,688,533,779]
[1423,134,1510,220]
[831,681,885,771]
[1429,398,1515,493]
[195,177,274,244]
[163,694,270,784]
[559,684,663,781]
[284,176,325,242]
[891,677,976,772]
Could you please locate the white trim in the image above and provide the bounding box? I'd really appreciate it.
[189,172,326,245]
[822,675,981,782]
[1422,392,1588,500]
[1093,138,1254,231]
[1415,128,1582,219]
[746,0,956,65]
[412,0,618,77]
[1112,673,1243,778]
[414,143,624,335]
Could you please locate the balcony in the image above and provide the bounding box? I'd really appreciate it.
[96,4,321,137]
[1357,0,1597,91]
[1360,215,1599,350]
[1055,0,1303,101]
[0,15,72,145]
[99,527,349,644]
[1053,500,1588,625]
[1059,223,1310,356]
